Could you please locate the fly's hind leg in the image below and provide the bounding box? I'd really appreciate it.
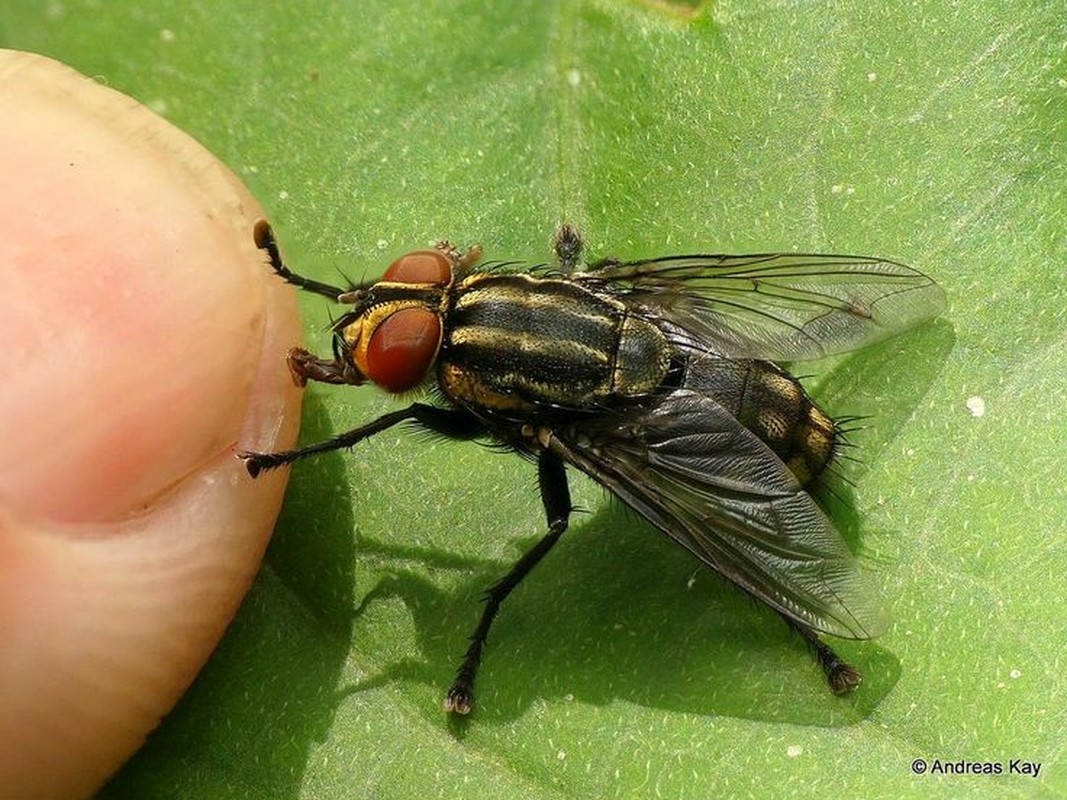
[780,614,862,694]
[444,449,573,715]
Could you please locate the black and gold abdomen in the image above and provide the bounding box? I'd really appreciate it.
[684,356,838,486]
[439,273,671,415]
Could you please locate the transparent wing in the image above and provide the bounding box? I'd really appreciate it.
[550,388,888,639]
[576,253,945,360]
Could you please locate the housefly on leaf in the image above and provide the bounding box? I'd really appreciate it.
[240,221,944,714]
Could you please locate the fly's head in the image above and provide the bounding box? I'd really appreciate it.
[300,244,477,394]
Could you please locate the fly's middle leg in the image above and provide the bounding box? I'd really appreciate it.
[444,449,573,714]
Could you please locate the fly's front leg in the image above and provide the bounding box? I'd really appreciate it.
[285,347,358,387]
[253,221,364,386]
[444,449,573,715]
[239,404,483,477]
[254,220,349,300]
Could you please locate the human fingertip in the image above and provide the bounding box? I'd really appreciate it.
[0,48,302,799]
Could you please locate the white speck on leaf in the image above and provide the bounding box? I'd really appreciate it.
[966,396,986,417]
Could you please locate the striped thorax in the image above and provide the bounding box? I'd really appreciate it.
[440,273,672,415]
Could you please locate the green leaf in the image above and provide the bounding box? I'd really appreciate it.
[7,0,1064,796]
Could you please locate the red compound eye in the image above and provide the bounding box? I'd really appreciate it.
[364,307,442,392]
[382,250,451,285]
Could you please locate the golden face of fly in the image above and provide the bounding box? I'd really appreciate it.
[333,249,455,392]
[328,244,491,394]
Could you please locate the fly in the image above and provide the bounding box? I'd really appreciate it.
[240,221,945,714]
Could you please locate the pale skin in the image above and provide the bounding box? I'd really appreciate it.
[0,51,301,798]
